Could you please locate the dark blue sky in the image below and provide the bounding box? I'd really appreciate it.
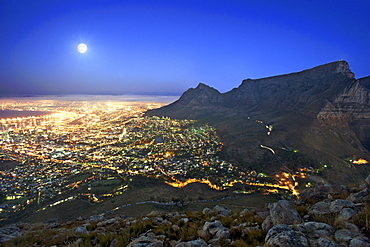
[1,0,369,96]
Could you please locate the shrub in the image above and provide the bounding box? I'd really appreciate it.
[350,203,370,238]
[243,228,266,246]
[311,212,339,226]
[231,239,250,247]
[219,216,235,228]
[229,226,244,240]
[128,220,153,237]
[294,204,309,217]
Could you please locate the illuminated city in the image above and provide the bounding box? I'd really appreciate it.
[0,96,307,221]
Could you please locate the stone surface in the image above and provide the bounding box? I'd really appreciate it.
[262,215,274,231]
[127,236,163,247]
[265,224,294,242]
[316,237,341,247]
[75,226,88,235]
[265,227,309,247]
[0,225,24,243]
[309,201,331,216]
[341,223,361,235]
[269,200,302,225]
[175,239,208,247]
[337,208,357,221]
[213,205,231,216]
[303,221,334,239]
[202,207,211,215]
[240,208,250,215]
[330,199,354,213]
[349,236,370,247]
[335,229,355,243]
[347,188,370,203]
[202,220,225,236]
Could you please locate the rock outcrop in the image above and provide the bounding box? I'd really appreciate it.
[268,200,302,226]
[2,175,370,246]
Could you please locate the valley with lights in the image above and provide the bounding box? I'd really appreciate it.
[0,97,314,222]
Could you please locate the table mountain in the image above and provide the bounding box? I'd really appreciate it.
[146,61,370,184]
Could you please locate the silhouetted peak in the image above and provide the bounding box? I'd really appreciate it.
[315,60,354,78]
[240,61,354,87]
[195,83,220,93]
[195,82,208,89]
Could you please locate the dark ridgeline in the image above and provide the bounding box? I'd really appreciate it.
[146,61,370,183]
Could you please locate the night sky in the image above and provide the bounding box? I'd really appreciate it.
[1,0,369,96]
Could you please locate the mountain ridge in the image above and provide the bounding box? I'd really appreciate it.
[146,61,370,184]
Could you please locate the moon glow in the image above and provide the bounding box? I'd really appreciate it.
[77,43,88,53]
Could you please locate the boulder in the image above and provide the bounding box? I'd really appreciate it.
[214,227,229,239]
[337,208,357,221]
[349,236,370,247]
[175,239,208,247]
[213,205,231,216]
[208,237,230,246]
[265,225,309,247]
[359,184,367,190]
[265,224,294,242]
[302,221,334,239]
[75,226,88,235]
[240,208,250,216]
[329,199,354,213]
[202,207,211,215]
[202,220,225,235]
[309,201,331,216]
[152,217,164,224]
[89,215,104,222]
[341,223,361,235]
[97,218,118,227]
[0,225,24,243]
[269,200,302,225]
[172,225,180,231]
[316,237,341,247]
[347,188,370,203]
[335,229,356,243]
[127,236,163,247]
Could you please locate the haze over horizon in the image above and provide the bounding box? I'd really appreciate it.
[1,0,369,96]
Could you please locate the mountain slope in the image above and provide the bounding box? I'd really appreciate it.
[146,61,370,183]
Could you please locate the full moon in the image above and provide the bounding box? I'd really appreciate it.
[77,43,88,53]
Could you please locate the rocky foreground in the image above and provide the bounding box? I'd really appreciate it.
[1,176,370,247]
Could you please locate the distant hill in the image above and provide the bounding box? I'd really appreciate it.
[146,61,370,184]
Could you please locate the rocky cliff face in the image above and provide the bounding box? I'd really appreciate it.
[223,61,355,112]
[146,61,370,183]
[160,61,358,113]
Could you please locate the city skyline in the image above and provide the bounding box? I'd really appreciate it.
[1,0,369,96]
